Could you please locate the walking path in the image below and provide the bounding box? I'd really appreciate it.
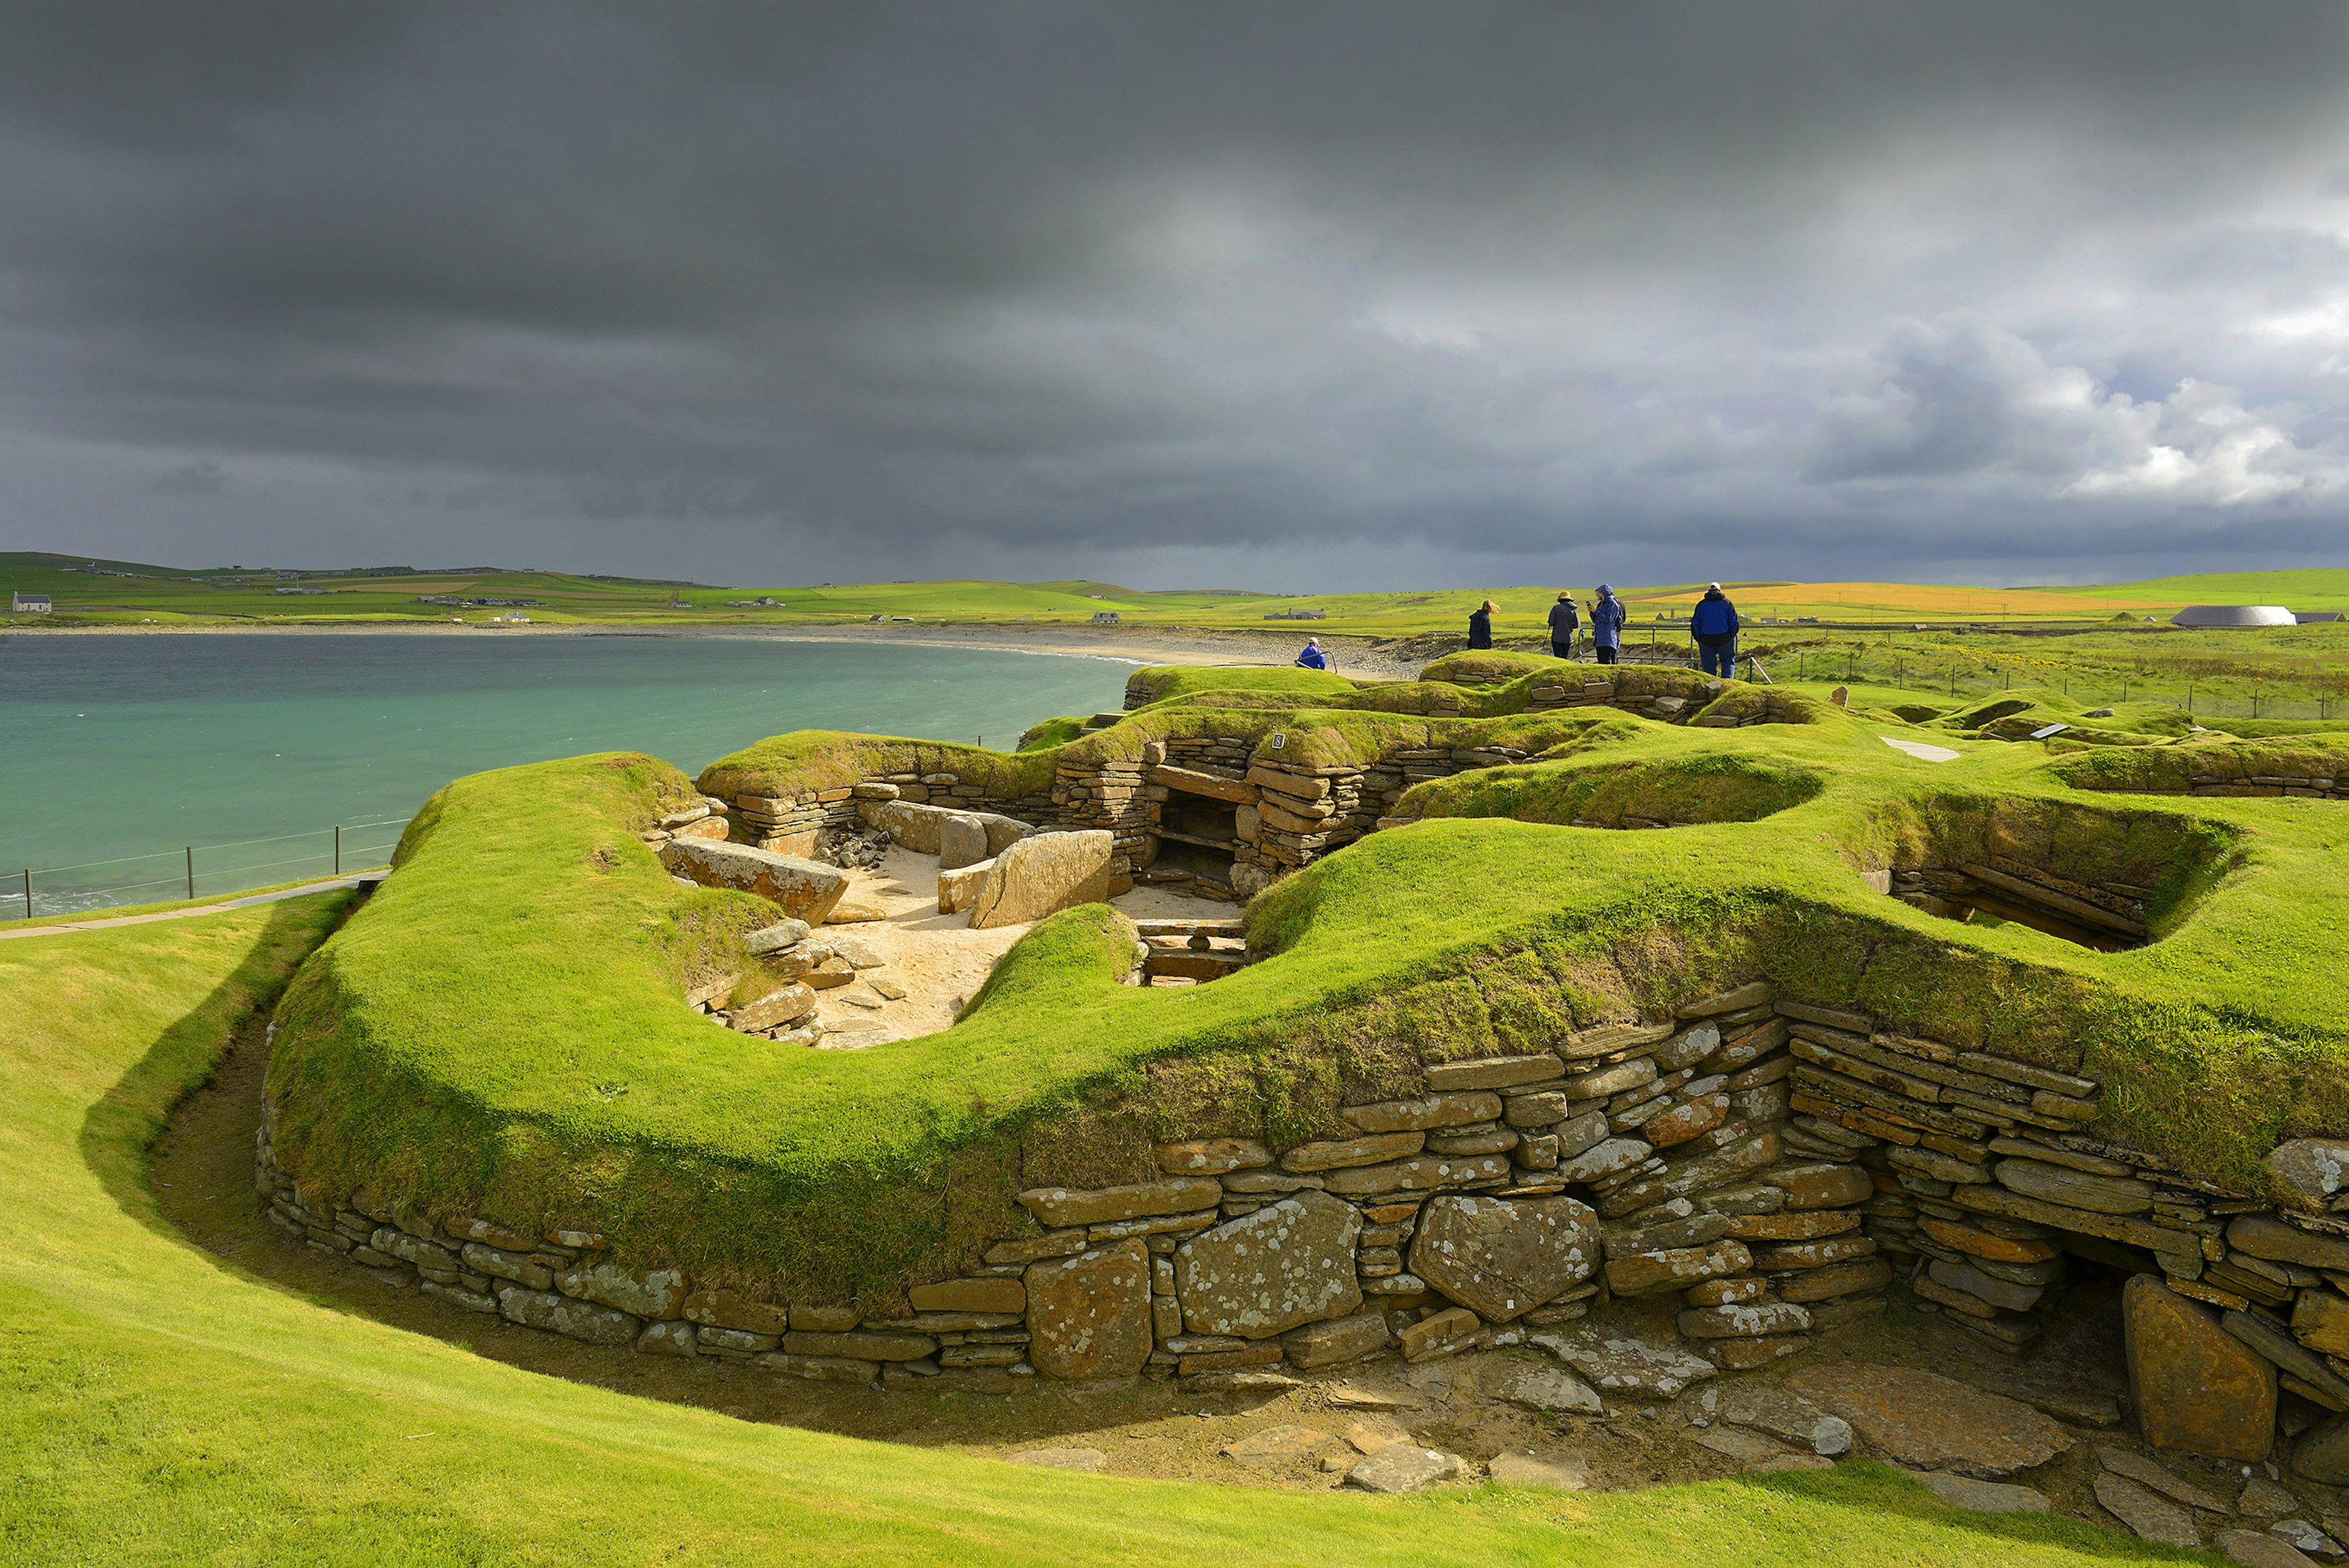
[0,872,387,942]
[1880,736,1962,762]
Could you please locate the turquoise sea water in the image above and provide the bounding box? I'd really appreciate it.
[0,633,1130,917]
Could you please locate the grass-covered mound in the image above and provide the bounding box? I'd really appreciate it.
[2049,734,2349,795]
[13,901,2204,1564]
[263,656,2349,1310]
[1121,664,1367,707]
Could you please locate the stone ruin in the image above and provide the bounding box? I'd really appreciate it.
[258,970,2349,1503]
[247,666,2349,1533]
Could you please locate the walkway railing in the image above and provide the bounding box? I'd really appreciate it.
[3,818,409,922]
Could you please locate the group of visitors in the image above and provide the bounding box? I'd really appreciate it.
[1299,584,1745,675]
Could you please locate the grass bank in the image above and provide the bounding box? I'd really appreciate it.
[0,897,2207,1565]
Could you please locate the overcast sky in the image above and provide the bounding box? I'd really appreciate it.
[5,2,2349,590]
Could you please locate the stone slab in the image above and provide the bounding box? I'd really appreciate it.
[1026,1240,1152,1381]
[1486,1450,1590,1490]
[2093,1471,2201,1549]
[1408,1193,1600,1321]
[1174,1190,1364,1338]
[970,830,1113,928]
[658,838,848,922]
[1785,1362,2073,1477]
[1910,1470,2052,1514]
[2123,1275,2276,1463]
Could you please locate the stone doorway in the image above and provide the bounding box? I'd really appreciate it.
[1145,779,1244,899]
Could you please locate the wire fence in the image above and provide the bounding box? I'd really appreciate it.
[1,817,409,923]
[1753,642,2349,721]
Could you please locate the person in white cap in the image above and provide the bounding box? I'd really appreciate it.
[1589,584,1627,665]
[1690,582,1741,677]
[1293,636,1329,671]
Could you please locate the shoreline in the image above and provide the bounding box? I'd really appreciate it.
[4,619,1432,679]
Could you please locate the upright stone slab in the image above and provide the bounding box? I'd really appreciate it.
[859,800,948,853]
[1026,1239,1152,1380]
[970,830,1113,929]
[938,813,990,870]
[2122,1275,2275,1462]
[658,838,848,922]
[1408,1194,1601,1321]
[1176,1190,1362,1338]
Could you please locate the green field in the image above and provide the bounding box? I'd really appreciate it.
[0,894,2197,1562]
[10,549,2349,636]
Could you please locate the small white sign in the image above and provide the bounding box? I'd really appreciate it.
[2028,723,2070,740]
[1269,733,1286,749]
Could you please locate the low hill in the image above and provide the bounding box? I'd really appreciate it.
[8,550,2349,632]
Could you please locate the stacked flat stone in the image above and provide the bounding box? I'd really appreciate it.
[262,970,2349,1486]
[1887,856,2150,948]
[260,981,1874,1397]
[634,795,735,847]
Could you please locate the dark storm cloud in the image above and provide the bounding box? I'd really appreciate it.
[4,1,2349,584]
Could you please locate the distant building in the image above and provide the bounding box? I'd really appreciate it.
[2296,612,2344,625]
[1262,608,1326,620]
[2171,605,2297,628]
[273,586,325,595]
[9,592,52,614]
[1089,610,1122,625]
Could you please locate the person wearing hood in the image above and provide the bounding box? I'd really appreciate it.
[1546,591,1581,660]
[1467,599,1497,649]
[1294,637,1329,671]
[1588,585,1627,664]
[1690,582,1741,678]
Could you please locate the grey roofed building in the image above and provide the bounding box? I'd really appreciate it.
[9,592,52,613]
[2170,604,2297,628]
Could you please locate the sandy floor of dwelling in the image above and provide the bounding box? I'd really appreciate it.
[804,845,1219,1045]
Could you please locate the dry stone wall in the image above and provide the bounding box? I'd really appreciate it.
[262,978,2349,1476]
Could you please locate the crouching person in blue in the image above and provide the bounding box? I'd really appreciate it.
[1294,637,1329,670]
[1690,582,1740,678]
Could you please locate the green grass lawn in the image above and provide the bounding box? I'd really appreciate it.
[0,894,2205,1564]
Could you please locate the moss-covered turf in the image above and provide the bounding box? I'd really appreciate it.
[0,899,2212,1564]
[258,655,2349,1315]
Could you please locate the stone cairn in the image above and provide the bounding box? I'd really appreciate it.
[259,976,2349,1481]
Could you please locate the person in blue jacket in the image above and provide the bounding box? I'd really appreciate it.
[1294,637,1329,671]
[1588,584,1627,665]
[1690,582,1740,677]
[1546,591,1580,660]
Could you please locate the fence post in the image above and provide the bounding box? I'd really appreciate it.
[335,826,341,876]
[19,869,27,922]
[186,847,194,901]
